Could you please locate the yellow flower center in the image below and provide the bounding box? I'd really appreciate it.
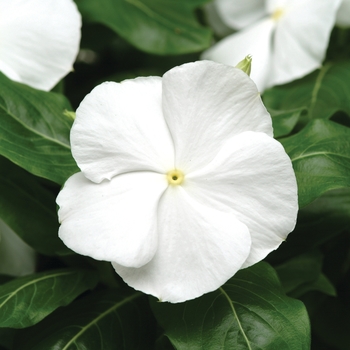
[167,169,184,185]
[272,8,284,21]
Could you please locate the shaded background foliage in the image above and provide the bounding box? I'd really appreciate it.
[1,1,350,349]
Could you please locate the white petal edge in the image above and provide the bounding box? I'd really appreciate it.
[336,0,350,27]
[57,171,168,268]
[215,0,268,29]
[202,19,276,92]
[72,78,174,183]
[0,219,36,276]
[113,186,251,303]
[0,0,81,91]
[268,0,342,87]
[204,2,233,37]
[185,131,298,268]
[162,60,272,174]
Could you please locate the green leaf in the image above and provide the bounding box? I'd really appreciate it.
[76,0,212,54]
[297,188,350,243]
[282,119,350,207]
[0,73,78,185]
[0,157,69,256]
[270,107,305,137]
[275,251,336,298]
[292,274,336,299]
[263,61,350,120]
[268,188,350,263]
[151,262,310,350]
[0,269,98,328]
[14,289,156,349]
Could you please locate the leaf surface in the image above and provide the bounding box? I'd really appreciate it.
[151,262,310,350]
[275,251,336,298]
[268,188,350,262]
[76,0,211,54]
[270,107,305,137]
[14,289,156,349]
[0,269,97,328]
[0,73,78,184]
[282,119,350,207]
[0,157,68,255]
[263,61,350,120]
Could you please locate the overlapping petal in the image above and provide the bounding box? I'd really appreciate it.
[185,131,298,268]
[0,219,36,276]
[57,172,168,267]
[162,61,272,173]
[269,0,342,87]
[72,78,175,183]
[336,0,350,27]
[113,186,251,303]
[0,0,81,91]
[207,0,342,91]
[202,20,275,92]
[215,0,267,29]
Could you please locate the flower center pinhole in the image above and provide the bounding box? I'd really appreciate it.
[167,169,184,185]
[272,8,284,21]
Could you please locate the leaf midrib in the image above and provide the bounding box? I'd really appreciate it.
[309,63,332,118]
[292,151,350,163]
[0,104,71,150]
[0,271,74,309]
[219,287,252,350]
[61,292,142,350]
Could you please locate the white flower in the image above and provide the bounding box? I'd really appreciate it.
[202,0,342,91]
[336,0,350,27]
[0,0,81,91]
[0,219,36,276]
[57,61,298,303]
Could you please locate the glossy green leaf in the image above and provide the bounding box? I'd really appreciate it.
[0,269,98,328]
[151,262,310,350]
[0,157,69,256]
[268,188,350,263]
[263,61,350,120]
[275,251,336,298]
[14,289,156,349]
[0,73,78,185]
[282,119,350,207]
[76,0,212,54]
[293,274,336,298]
[270,107,305,137]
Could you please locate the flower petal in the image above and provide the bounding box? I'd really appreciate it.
[57,172,168,268]
[162,61,272,173]
[185,131,298,268]
[0,219,36,276]
[72,78,174,183]
[269,0,342,87]
[215,0,267,29]
[202,19,275,92]
[336,0,350,27]
[0,0,81,91]
[113,187,251,303]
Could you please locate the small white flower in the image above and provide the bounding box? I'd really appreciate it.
[202,0,342,91]
[336,0,350,27]
[0,0,81,91]
[0,219,36,276]
[57,61,298,303]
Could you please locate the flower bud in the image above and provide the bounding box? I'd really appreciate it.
[235,55,252,76]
